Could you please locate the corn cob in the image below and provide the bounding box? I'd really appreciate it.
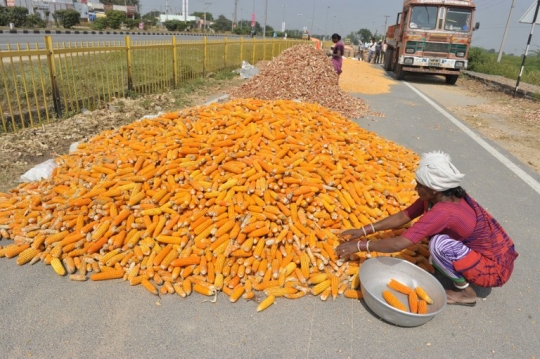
[417,300,428,314]
[387,278,413,295]
[343,289,363,299]
[90,269,124,281]
[50,257,66,276]
[415,286,434,304]
[257,295,275,312]
[382,290,408,312]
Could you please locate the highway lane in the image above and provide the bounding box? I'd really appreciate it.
[0,32,240,50]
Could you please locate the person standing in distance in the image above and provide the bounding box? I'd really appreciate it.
[330,33,344,78]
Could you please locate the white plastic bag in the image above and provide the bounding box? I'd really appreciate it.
[237,61,259,79]
[69,142,79,153]
[19,159,58,183]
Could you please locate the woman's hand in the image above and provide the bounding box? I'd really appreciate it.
[338,229,365,242]
[336,240,361,259]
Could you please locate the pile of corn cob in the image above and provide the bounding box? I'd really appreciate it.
[229,45,370,120]
[0,99,431,311]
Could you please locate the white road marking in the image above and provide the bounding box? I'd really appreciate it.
[405,82,540,195]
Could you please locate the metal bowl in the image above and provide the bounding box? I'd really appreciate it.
[360,257,447,327]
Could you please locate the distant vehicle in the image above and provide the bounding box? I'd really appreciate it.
[384,0,480,84]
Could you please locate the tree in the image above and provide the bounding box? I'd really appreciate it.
[163,20,188,32]
[142,11,158,27]
[25,13,46,28]
[105,10,125,29]
[357,28,373,43]
[191,11,213,21]
[211,14,232,32]
[0,6,9,27]
[54,9,80,29]
[90,17,107,30]
[4,6,28,27]
[102,0,140,6]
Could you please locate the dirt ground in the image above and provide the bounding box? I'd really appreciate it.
[445,76,540,173]
[1,62,539,194]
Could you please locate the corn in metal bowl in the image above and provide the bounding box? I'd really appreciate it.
[360,257,447,327]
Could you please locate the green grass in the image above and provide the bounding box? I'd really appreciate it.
[468,47,540,86]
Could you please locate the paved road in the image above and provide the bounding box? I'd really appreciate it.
[0,33,245,50]
[1,74,538,358]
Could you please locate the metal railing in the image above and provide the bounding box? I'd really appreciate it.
[0,36,304,134]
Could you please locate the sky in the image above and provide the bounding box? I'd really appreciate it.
[140,0,540,55]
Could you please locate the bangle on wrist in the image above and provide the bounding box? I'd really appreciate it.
[366,240,371,253]
[370,223,376,233]
[357,240,367,252]
[361,226,367,237]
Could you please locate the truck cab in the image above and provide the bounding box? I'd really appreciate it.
[384,0,478,84]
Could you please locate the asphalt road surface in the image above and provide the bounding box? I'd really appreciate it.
[1,73,538,359]
[0,33,239,50]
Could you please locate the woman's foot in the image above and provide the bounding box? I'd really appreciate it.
[446,286,477,306]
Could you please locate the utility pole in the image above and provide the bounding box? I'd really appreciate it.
[166,0,169,21]
[263,0,268,37]
[310,0,316,34]
[233,0,238,29]
[204,2,211,30]
[383,15,390,40]
[498,0,516,62]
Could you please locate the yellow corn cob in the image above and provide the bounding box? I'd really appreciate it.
[300,253,310,279]
[257,295,275,312]
[193,283,215,296]
[229,285,245,302]
[308,272,328,285]
[331,275,339,300]
[408,291,419,314]
[344,289,363,299]
[264,287,298,297]
[90,269,124,281]
[3,244,30,259]
[382,290,408,312]
[16,248,39,266]
[173,283,187,298]
[141,278,159,295]
[320,286,332,301]
[417,299,428,314]
[387,278,413,295]
[351,272,360,290]
[51,257,66,276]
[311,279,332,296]
[415,286,434,304]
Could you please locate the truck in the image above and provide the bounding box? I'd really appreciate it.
[384,0,479,84]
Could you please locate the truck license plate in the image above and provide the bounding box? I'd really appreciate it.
[428,59,440,66]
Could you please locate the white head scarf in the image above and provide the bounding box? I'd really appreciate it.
[415,151,465,192]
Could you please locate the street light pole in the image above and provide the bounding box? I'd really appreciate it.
[204,2,212,31]
[298,13,302,35]
[383,15,390,40]
[282,4,286,32]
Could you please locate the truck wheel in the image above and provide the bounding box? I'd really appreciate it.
[445,74,459,85]
[384,48,394,71]
[395,64,405,80]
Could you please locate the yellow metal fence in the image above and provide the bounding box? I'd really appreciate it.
[0,36,304,134]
